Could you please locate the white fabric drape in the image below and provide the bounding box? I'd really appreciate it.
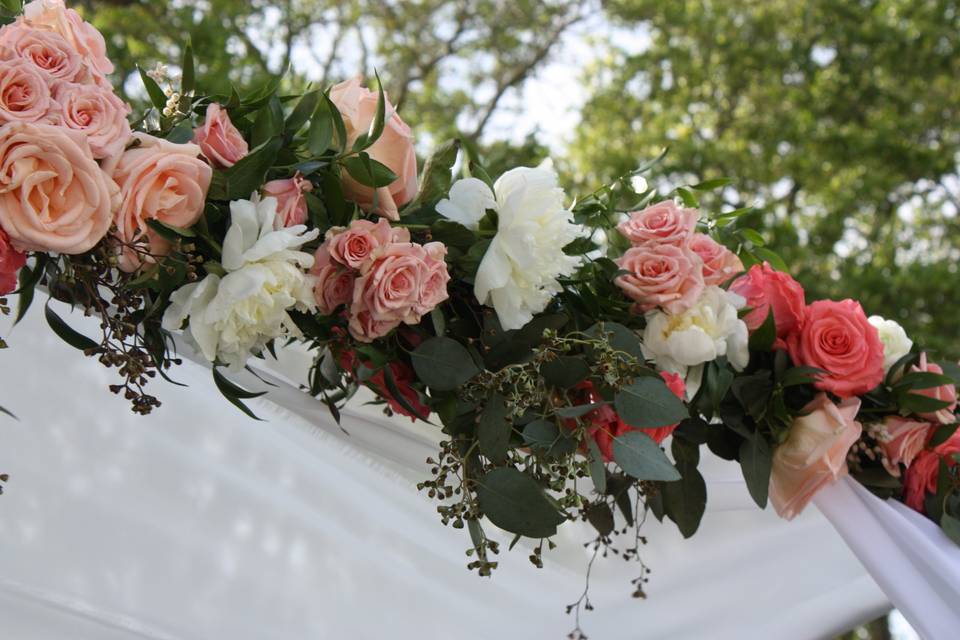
[815,476,960,639]
[0,299,889,639]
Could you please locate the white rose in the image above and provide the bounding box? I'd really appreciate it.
[162,195,319,370]
[642,286,749,397]
[436,166,582,330]
[868,315,913,372]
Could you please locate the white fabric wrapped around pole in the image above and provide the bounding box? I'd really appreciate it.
[0,297,889,639]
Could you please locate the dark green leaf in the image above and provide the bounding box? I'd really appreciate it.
[753,247,788,272]
[181,38,195,94]
[662,463,707,538]
[895,371,956,391]
[740,434,772,508]
[554,403,606,419]
[138,65,167,109]
[738,228,766,247]
[0,404,17,420]
[430,219,476,248]
[522,419,577,458]
[307,97,334,155]
[44,303,97,352]
[285,90,320,136]
[146,219,196,241]
[780,366,826,388]
[478,393,511,463]
[749,309,776,352]
[251,96,284,148]
[212,368,266,420]
[586,502,615,536]
[584,322,644,359]
[675,186,699,207]
[941,513,960,546]
[692,177,734,191]
[929,423,960,447]
[586,438,607,494]
[342,153,398,187]
[223,137,283,200]
[614,377,689,428]
[541,356,590,389]
[410,337,480,391]
[612,431,681,481]
[413,139,460,205]
[475,467,565,538]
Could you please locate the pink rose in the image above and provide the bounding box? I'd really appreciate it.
[109,133,212,271]
[192,103,248,168]
[786,299,885,398]
[262,173,313,228]
[879,417,933,477]
[907,353,958,424]
[729,262,806,340]
[769,394,862,520]
[311,245,355,315]
[327,218,396,270]
[689,233,743,286]
[52,82,131,159]
[22,0,113,77]
[352,242,430,325]
[0,121,115,254]
[417,241,450,314]
[0,58,53,124]
[614,242,705,314]
[617,201,698,246]
[0,21,85,83]
[329,77,417,221]
[347,306,402,343]
[903,433,960,512]
[0,226,26,294]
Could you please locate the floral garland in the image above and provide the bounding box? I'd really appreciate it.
[1,1,958,634]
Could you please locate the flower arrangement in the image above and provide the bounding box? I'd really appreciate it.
[0,0,958,633]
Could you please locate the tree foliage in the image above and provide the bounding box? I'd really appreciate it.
[573,0,960,357]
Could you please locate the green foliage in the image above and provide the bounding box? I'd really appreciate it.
[475,467,566,538]
[612,431,681,481]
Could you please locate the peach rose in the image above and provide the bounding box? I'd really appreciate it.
[311,245,355,315]
[907,353,958,424]
[0,58,53,124]
[192,103,247,168]
[769,394,862,520]
[614,242,705,314]
[22,0,113,77]
[729,261,806,340]
[329,77,417,221]
[903,432,960,512]
[617,201,698,246]
[879,417,933,477]
[0,21,84,83]
[327,218,397,270]
[352,242,429,325]
[785,299,885,398]
[53,82,131,159]
[262,173,313,228]
[689,233,743,286]
[0,121,114,254]
[417,241,450,314]
[109,133,212,271]
[0,226,25,294]
[347,305,402,343]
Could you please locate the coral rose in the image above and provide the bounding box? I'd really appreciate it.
[262,173,313,228]
[0,21,84,82]
[192,103,248,168]
[52,82,131,159]
[617,201,698,246]
[0,58,53,124]
[615,242,704,314]
[769,394,862,520]
[907,353,958,424]
[0,121,114,254]
[729,262,806,340]
[785,299,884,397]
[689,233,743,286]
[879,417,933,477]
[109,133,212,271]
[0,226,25,294]
[22,0,113,77]
[328,77,417,220]
[903,433,960,512]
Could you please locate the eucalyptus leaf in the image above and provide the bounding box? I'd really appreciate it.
[410,337,480,391]
[614,377,688,428]
[478,393,512,463]
[475,467,565,538]
[44,303,98,352]
[541,356,590,389]
[739,434,772,508]
[612,431,681,481]
[662,463,707,538]
[586,438,607,494]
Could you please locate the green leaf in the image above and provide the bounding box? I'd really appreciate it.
[675,186,699,207]
[753,247,788,272]
[307,97,335,155]
[540,356,590,389]
[662,463,707,538]
[692,177,734,191]
[614,377,689,428]
[554,403,606,419]
[522,419,577,458]
[285,89,320,136]
[941,513,960,546]
[739,434,772,508]
[584,322,644,360]
[14,256,45,325]
[899,393,953,415]
[413,138,460,205]
[146,219,196,241]
[44,303,98,352]
[895,371,956,391]
[0,404,17,420]
[357,70,386,148]
[586,438,607,493]
[251,96,284,148]
[780,366,826,388]
[212,368,266,420]
[138,65,167,110]
[342,153,398,188]
[181,38,195,94]
[475,467,565,538]
[410,337,480,391]
[478,393,512,463]
[738,228,766,247]
[321,91,347,152]
[429,219,476,248]
[929,423,960,447]
[612,431,681,481]
[748,309,777,352]
[586,502,615,536]
[222,137,283,200]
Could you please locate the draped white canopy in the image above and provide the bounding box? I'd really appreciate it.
[0,300,894,639]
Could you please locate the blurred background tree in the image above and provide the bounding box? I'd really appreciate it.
[79,0,959,362]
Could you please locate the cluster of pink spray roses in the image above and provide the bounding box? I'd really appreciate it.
[312,218,451,343]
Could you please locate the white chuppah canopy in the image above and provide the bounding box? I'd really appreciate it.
[0,299,907,639]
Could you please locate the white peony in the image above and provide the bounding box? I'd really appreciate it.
[162,195,320,370]
[868,315,913,373]
[436,166,582,330]
[642,286,749,398]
